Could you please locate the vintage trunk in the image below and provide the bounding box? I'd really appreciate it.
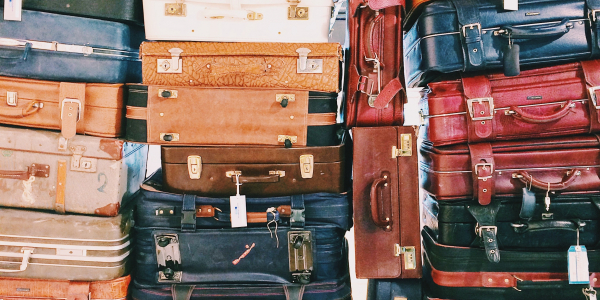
[0,125,148,216]
[0,275,131,300]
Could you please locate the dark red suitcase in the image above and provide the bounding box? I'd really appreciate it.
[420,60,600,146]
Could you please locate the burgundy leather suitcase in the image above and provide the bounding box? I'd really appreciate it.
[353,126,421,279]
[345,0,405,127]
[420,60,600,146]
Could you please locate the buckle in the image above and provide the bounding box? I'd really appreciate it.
[474,163,494,179]
[589,86,600,109]
[590,9,600,22]
[466,97,494,121]
[60,98,82,121]
[475,225,497,237]
[462,23,481,37]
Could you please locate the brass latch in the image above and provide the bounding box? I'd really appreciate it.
[288,231,313,284]
[269,170,286,177]
[247,11,263,20]
[69,145,97,173]
[288,0,308,20]
[157,48,184,74]
[158,89,178,98]
[276,94,296,107]
[160,133,180,142]
[278,135,298,147]
[225,171,242,178]
[299,155,314,178]
[394,245,416,270]
[392,134,412,157]
[155,234,183,282]
[165,2,186,16]
[296,48,323,74]
[6,92,17,106]
[187,156,201,179]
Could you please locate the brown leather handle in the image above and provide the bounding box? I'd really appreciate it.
[364,13,383,64]
[197,205,292,224]
[0,102,42,118]
[370,177,391,230]
[508,100,574,124]
[230,174,281,184]
[514,169,581,191]
[0,164,50,180]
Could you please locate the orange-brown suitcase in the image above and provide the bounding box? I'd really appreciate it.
[0,275,130,300]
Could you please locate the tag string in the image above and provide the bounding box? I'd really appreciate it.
[266,207,279,248]
[235,174,241,196]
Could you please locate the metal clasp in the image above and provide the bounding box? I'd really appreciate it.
[589,86,600,109]
[363,56,382,108]
[462,23,482,37]
[396,246,416,270]
[392,134,413,158]
[296,48,323,74]
[225,171,242,178]
[466,97,495,121]
[155,234,182,282]
[165,2,186,16]
[69,145,97,173]
[288,231,313,284]
[288,0,308,20]
[299,154,314,179]
[475,225,498,237]
[187,155,201,179]
[157,48,184,74]
[6,92,17,106]
[590,9,600,22]
[474,163,494,179]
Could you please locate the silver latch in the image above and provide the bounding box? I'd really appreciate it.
[288,0,308,19]
[6,91,17,106]
[299,155,314,178]
[157,48,184,74]
[165,2,186,16]
[296,48,323,74]
[288,231,313,284]
[188,156,202,179]
[392,134,412,158]
[69,145,97,173]
[155,234,183,282]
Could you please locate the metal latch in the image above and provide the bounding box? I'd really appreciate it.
[158,89,178,98]
[165,2,186,16]
[157,48,184,74]
[288,231,313,284]
[187,156,202,179]
[69,145,97,173]
[226,171,242,178]
[394,245,416,270]
[6,91,17,106]
[269,170,286,177]
[392,134,412,158]
[155,234,183,282]
[288,0,308,20]
[160,133,180,142]
[299,154,314,178]
[296,48,323,74]
[276,94,296,107]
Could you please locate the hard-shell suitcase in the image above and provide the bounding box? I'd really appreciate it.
[142,0,333,43]
[0,125,148,216]
[0,9,143,83]
[345,0,405,127]
[0,275,131,300]
[0,77,127,139]
[422,227,600,300]
[420,60,600,146]
[161,144,346,197]
[353,126,421,279]
[125,85,338,147]
[0,207,133,281]
[140,42,342,93]
[366,279,422,300]
[404,0,600,87]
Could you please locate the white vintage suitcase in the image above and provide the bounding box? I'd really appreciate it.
[142,0,334,42]
[0,125,148,216]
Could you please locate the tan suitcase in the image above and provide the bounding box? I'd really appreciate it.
[0,275,130,300]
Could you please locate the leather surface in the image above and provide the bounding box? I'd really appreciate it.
[7,0,144,24]
[0,275,130,300]
[141,42,341,92]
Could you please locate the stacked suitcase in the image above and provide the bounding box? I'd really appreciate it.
[0,1,148,299]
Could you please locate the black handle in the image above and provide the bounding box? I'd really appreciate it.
[499,19,572,40]
[511,219,585,233]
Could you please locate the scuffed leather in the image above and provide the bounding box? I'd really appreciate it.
[0,275,130,299]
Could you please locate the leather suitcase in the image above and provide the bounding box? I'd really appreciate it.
[0,275,131,300]
[125,84,338,147]
[0,207,132,281]
[353,126,421,279]
[345,0,405,127]
[2,0,143,24]
[421,60,600,146]
[0,77,126,139]
[161,144,346,197]
[142,0,333,43]
[0,125,148,216]
[140,42,342,93]
[367,279,422,300]
[0,9,143,83]
[422,227,600,300]
[404,0,600,87]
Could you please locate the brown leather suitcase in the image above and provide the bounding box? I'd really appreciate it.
[161,144,346,197]
[0,275,130,300]
[353,126,421,279]
[0,76,125,139]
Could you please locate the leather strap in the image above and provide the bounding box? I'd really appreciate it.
[284,285,305,300]
[214,209,280,224]
[373,77,403,110]
[468,143,495,205]
[466,201,501,263]
[196,205,216,217]
[290,194,305,229]
[172,285,195,300]
[462,76,494,143]
[587,0,600,57]
[306,113,336,126]
[126,106,147,120]
[519,187,536,220]
[450,0,485,71]
[181,194,197,232]
[67,282,90,300]
[55,160,67,214]
[580,60,600,133]
[58,83,86,140]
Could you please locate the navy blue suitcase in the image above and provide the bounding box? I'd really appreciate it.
[0,9,143,83]
[367,279,422,300]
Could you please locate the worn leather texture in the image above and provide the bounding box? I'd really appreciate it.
[404,0,600,87]
[422,61,600,146]
[367,279,422,300]
[353,126,421,279]
[0,275,130,300]
[140,42,342,92]
[161,144,345,197]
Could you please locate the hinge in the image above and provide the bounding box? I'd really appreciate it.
[392,134,412,158]
[394,245,416,270]
[288,0,308,20]
[69,145,97,173]
[299,154,314,178]
[165,3,186,16]
[157,48,184,73]
[160,133,180,142]
[187,156,202,179]
[155,234,182,282]
[296,48,323,74]
[288,231,313,284]
[225,171,242,178]
[6,91,17,106]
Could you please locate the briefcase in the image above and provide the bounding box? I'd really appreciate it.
[0,125,148,216]
[140,42,342,92]
[0,275,131,300]
[367,279,422,300]
[421,60,600,146]
[404,0,600,87]
[353,126,421,279]
[125,84,338,147]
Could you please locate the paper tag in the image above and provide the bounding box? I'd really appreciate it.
[504,0,518,11]
[230,195,247,228]
[4,0,22,21]
[569,245,590,284]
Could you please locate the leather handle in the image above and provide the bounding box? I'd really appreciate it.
[200,205,291,223]
[515,278,573,290]
[0,164,50,180]
[0,248,33,273]
[0,42,31,61]
[0,102,42,118]
[507,100,574,123]
[364,13,383,64]
[514,169,581,191]
[370,177,391,230]
[230,174,281,184]
[511,219,583,233]
[500,19,572,39]
[199,8,257,19]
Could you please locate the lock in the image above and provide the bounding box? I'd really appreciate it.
[160,133,180,142]
[69,145,97,173]
[288,231,313,283]
[157,48,184,74]
[296,48,323,74]
[155,234,182,282]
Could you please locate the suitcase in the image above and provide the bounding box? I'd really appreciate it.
[2,0,143,24]
[142,0,333,43]
[367,279,422,300]
[0,207,133,281]
[422,227,600,300]
[404,0,600,87]
[0,77,127,139]
[0,9,143,83]
[420,60,600,146]
[125,84,338,147]
[140,42,342,93]
[160,144,346,197]
[345,0,405,127]
[0,125,148,216]
[353,126,421,279]
[420,135,600,205]
[0,275,131,300]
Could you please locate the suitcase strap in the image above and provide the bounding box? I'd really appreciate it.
[462,76,495,143]
[171,284,306,300]
[468,143,495,205]
[450,0,485,71]
[466,201,501,263]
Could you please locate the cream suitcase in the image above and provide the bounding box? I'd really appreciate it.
[142,0,334,42]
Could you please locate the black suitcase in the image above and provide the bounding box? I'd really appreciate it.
[367,279,422,300]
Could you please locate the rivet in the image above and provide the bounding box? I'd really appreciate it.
[159,113,164,117]
[483,189,488,192]
[192,30,195,32]
[594,278,598,282]
[290,116,294,119]
[480,111,485,115]
[68,113,72,117]
[483,178,487,181]
[267,64,272,68]
[383,175,388,179]
[159,211,163,214]
[66,4,70,7]
[207,64,211,68]
[473,48,478,53]
[481,121,486,124]
[386,218,390,221]
[488,278,493,282]
[170,210,174,214]
[386,226,391,229]
[504,279,509,283]
[69,107,73,111]
[488,238,493,242]
[384,183,388,187]
[208,209,211,212]
[190,80,193,83]
[498,171,502,175]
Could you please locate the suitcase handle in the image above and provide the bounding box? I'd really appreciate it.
[0,101,43,118]
[511,219,584,233]
[0,247,33,273]
[230,174,281,184]
[0,42,31,62]
[505,100,575,124]
[370,176,392,230]
[497,19,572,40]
[0,164,50,180]
[199,8,261,20]
[513,169,581,191]
[515,277,574,290]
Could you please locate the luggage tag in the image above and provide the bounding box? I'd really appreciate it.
[504,0,518,10]
[4,0,22,21]
[230,174,247,228]
[503,32,520,77]
[569,227,590,284]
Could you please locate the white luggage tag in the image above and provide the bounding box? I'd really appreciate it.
[504,0,518,10]
[230,173,248,228]
[4,0,22,21]
[569,227,590,284]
